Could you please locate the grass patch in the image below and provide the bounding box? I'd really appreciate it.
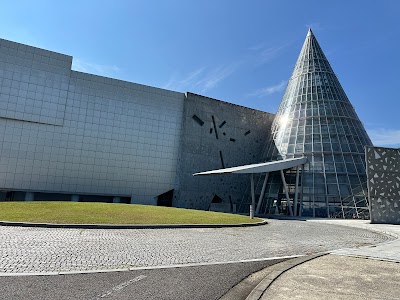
[0,202,262,225]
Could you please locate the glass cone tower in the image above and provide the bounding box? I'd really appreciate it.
[263,29,373,217]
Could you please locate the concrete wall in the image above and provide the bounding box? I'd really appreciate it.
[0,38,184,205]
[366,146,400,224]
[173,92,275,210]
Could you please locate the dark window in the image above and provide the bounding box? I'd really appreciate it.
[192,114,204,126]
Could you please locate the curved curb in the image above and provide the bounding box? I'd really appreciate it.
[244,253,327,300]
[0,219,267,229]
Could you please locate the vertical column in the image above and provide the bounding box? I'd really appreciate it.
[25,192,34,201]
[294,166,300,216]
[280,169,293,216]
[71,195,79,202]
[256,173,269,214]
[250,173,255,219]
[299,164,304,217]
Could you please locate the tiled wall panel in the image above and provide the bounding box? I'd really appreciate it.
[0,38,184,204]
[0,38,71,126]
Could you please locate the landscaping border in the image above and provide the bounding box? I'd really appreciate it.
[0,219,267,229]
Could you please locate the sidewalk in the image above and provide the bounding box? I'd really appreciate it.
[260,254,400,300]
[252,219,400,300]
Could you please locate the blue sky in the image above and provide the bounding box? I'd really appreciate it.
[1,0,399,147]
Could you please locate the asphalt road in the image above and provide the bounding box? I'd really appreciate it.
[0,258,287,300]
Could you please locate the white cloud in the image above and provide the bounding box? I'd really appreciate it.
[72,58,120,76]
[163,67,206,91]
[164,39,290,94]
[196,64,238,92]
[248,80,287,98]
[258,45,287,64]
[163,63,239,93]
[248,43,289,65]
[367,128,400,147]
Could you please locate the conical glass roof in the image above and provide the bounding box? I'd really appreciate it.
[263,29,373,217]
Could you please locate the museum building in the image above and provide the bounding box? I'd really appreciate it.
[0,30,372,218]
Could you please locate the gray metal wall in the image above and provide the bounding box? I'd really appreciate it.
[173,92,275,210]
[0,38,184,205]
[366,146,400,224]
[0,38,275,209]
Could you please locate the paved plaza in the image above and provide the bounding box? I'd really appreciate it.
[261,254,400,300]
[0,219,393,274]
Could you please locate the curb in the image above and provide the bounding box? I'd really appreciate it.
[219,256,303,300]
[0,219,267,229]
[244,253,327,300]
[257,214,309,221]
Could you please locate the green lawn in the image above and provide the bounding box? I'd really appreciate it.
[0,202,262,225]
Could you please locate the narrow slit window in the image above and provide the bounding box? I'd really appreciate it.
[192,114,204,126]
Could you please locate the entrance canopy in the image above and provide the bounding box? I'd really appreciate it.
[193,156,308,176]
[193,156,308,217]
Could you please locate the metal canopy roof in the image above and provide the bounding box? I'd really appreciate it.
[193,157,308,176]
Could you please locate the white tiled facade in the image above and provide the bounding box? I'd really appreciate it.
[0,38,184,204]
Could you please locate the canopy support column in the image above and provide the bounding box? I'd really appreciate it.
[256,172,269,215]
[280,169,293,216]
[294,165,300,216]
[250,173,255,219]
[299,164,304,217]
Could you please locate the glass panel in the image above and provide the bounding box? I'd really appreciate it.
[331,143,340,151]
[355,164,365,173]
[314,174,325,184]
[341,144,350,152]
[313,134,321,142]
[314,184,326,194]
[326,174,337,183]
[313,162,324,171]
[346,163,356,173]
[339,184,351,195]
[337,175,348,183]
[304,143,312,152]
[335,163,346,172]
[313,143,322,151]
[323,143,331,151]
[327,184,339,194]
[324,162,336,172]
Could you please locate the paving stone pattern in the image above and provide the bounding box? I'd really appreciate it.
[0,220,392,274]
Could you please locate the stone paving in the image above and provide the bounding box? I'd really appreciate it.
[0,219,393,274]
[309,219,400,262]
